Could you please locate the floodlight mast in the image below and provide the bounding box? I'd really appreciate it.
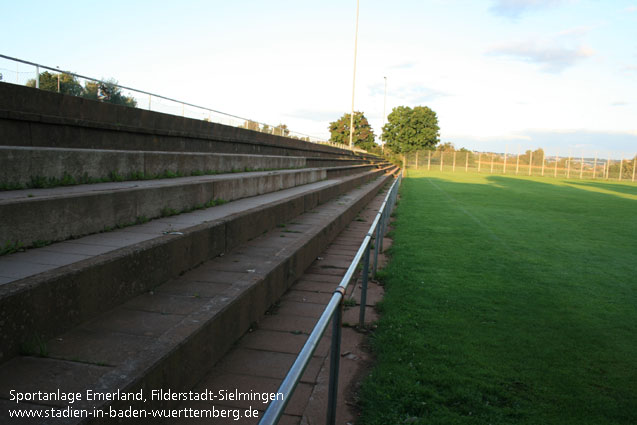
[349,0,360,149]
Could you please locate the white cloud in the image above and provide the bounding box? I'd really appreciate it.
[369,83,447,105]
[388,61,417,70]
[489,0,567,18]
[487,41,593,72]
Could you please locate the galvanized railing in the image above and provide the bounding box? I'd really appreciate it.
[259,174,401,425]
[0,53,349,147]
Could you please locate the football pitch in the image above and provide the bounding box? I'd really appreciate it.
[359,170,637,425]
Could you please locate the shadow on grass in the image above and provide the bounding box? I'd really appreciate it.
[563,180,637,196]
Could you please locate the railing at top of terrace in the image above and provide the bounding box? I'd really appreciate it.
[0,54,367,151]
[258,174,401,425]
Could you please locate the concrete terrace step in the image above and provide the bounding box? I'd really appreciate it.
[0,167,327,249]
[0,163,394,249]
[0,83,371,161]
[168,183,391,425]
[0,146,307,187]
[0,172,395,425]
[0,166,395,364]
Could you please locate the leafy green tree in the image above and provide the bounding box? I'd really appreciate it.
[273,124,290,137]
[328,111,377,151]
[82,80,137,107]
[438,142,455,152]
[382,106,440,154]
[26,71,83,96]
[243,120,260,131]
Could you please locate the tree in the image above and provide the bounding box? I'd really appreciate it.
[438,142,455,152]
[243,120,260,131]
[82,79,137,107]
[328,111,377,151]
[382,106,440,154]
[26,71,83,96]
[273,124,290,137]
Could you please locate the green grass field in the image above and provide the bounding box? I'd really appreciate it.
[359,170,637,425]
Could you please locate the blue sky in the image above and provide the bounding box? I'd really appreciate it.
[2,0,636,158]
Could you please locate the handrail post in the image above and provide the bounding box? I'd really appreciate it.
[372,211,382,277]
[326,291,344,425]
[358,241,371,326]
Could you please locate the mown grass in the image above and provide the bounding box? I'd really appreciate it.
[359,170,637,425]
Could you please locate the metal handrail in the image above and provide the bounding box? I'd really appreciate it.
[0,53,328,144]
[259,174,401,425]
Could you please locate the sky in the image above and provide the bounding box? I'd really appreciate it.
[1,0,636,159]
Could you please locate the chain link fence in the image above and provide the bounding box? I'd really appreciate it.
[0,54,358,149]
[405,149,637,182]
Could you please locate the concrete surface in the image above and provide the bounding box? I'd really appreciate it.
[0,168,389,364]
[0,146,306,185]
[0,173,395,425]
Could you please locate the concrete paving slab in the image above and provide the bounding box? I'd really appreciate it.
[122,292,210,315]
[292,280,337,293]
[0,258,55,280]
[297,273,343,284]
[304,266,349,277]
[178,267,248,285]
[280,290,334,305]
[47,328,156,366]
[0,357,110,408]
[69,231,154,248]
[237,329,330,358]
[258,315,333,336]
[212,348,323,385]
[276,301,329,319]
[156,278,230,298]
[190,373,314,416]
[39,241,116,256]
[79,307,184,338]
[4,250,91,267]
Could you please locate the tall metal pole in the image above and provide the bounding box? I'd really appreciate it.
[348,0,360,149]
[382,76,387,153]
[35,65,39,89]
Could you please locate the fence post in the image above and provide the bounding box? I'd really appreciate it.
[359,242,371,326]
[326,297,343,425]
[372,213,382,277]
[490,154,494,174]
[605,158,610,180]
[440,151,444,172]
[593,153,598,179]
[567,153,572,178]
[618,157,623,181]
[503,147,508,174]
[465,151,469,172]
